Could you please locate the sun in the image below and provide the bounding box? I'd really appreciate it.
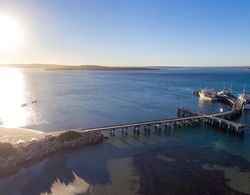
[0,14,23,52]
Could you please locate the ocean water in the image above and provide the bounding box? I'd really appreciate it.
[0,67,250,195]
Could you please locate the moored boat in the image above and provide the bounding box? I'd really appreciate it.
[238,93,250,103]
[238,92,250,109]
[217,89,231,97]
[198,90,217,101]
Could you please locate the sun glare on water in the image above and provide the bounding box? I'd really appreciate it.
[0,14,24,52]
[0,68,29,127]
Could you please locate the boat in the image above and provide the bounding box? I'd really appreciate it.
[238,92,250,109]
[217,88,231,97]
[238,93,250,103]
[198,90,217,101]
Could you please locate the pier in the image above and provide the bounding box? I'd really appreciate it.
[64,95,244,137]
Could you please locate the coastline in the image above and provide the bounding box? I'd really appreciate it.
[0,128,103,178]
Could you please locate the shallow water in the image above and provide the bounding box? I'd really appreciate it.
[0,67,250,195]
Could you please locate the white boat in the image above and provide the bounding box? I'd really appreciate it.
[198,90,217,101]
[217,89,231,97]
[238,92,250,109]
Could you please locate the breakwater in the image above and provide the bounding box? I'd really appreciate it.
[0,131,102,175]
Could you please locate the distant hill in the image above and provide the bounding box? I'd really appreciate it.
[0,64,157,71]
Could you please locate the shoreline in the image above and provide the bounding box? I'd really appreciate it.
[0,127,45,144]
[2,64,248,71]
[0,140,102,179]
[0,130,103,178]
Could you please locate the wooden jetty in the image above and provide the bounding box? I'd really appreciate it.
[66,95,244,137]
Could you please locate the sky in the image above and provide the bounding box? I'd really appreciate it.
[0,0,249,67]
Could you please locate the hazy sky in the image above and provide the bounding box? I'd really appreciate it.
[0,0,250,66]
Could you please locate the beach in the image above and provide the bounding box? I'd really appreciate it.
[0,127,45,144]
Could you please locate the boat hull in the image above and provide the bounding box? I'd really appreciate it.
[199,92,217,101]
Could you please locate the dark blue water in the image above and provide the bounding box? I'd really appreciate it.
[0,67,250,195]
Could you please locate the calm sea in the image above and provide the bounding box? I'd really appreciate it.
[0,67,250,195]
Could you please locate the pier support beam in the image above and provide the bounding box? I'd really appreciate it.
[121,127,128,135]
[144,125,150,134]
[165,123,171,130]
[133,126,140,135]
[155,123,161,132]
[110,128,115,136]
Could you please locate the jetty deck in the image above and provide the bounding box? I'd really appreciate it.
[60,94,244,137]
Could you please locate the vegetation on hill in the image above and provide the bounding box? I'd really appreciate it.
[0,143,17,158]
[58,131,82,142]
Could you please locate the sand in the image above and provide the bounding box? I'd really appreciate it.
[202,164,250,194]
[0,127,45,144]
[92,157,140,195]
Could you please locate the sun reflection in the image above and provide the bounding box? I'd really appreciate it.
[0,67,29,127]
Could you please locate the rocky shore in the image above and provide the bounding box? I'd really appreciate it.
[0,131,103,177]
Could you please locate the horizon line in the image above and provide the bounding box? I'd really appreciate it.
[0,63,249,68]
